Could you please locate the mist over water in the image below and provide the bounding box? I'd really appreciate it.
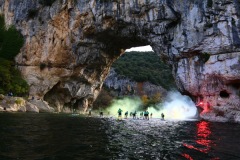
[157,91,197,120]
[106,91,198,120]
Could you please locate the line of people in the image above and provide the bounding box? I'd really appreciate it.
[118,108,165,120]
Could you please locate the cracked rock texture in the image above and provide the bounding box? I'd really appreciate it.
[0,0,239,121]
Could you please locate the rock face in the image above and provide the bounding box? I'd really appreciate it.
[0,94,52,113]
[26,102,40,113]
[0,0,239,121]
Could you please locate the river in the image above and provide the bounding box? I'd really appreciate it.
[0,113,239,160]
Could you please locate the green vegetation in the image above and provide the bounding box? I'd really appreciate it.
[112,51,176,90]
[39,0,56,6]
[15,98,24,105]
[93,87,113,109]
[40,62,47,70]
[232,18,236,26]
[28,9,38,19]
[0,16,29,96]
[199,52,211,63]
[99,0,113,2]
[0,17,24,60]
[204,23,213,28]
[207,0,213,8]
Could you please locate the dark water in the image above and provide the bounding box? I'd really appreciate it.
[0,113,240,160]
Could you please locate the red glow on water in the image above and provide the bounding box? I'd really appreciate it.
[196,121,211,152]
[181,121,219,159]
[181,153,194,160]
[197,121,211,138]
[183,143,209,153]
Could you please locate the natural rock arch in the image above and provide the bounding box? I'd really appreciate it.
[0,0,239,115]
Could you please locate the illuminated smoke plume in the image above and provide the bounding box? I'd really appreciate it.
[149,91,198,120]
[105,92,197,120]
[106,97,142,116]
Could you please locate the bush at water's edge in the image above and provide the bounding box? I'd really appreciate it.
[0,16,29,96]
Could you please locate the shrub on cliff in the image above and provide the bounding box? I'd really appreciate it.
[28,9,38,19]
[39,0,56,6]
[0,16,29,96]
[93,88,113,109]
[0,17,24,60]
[0,58,29,96]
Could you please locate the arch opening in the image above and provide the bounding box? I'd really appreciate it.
[94,45,198,120]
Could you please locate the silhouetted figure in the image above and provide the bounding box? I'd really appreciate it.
[88,109,92,117]
[133,111,137,119]
[144,110,149,120]
[100,111,103,118]
[161,113,165,120]
[118,108,123,120]
[125,111,128,119]
[150,113,153,118]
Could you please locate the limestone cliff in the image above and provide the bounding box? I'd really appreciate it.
[0,0,239,121]
[104,69,167,97]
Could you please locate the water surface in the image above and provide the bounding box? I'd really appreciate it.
[0,113,240,160]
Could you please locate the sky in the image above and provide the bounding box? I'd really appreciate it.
[125,45,153,52]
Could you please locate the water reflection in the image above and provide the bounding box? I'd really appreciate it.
[182,121,220,159]
[196,121,212,152]
[1,114,239,159]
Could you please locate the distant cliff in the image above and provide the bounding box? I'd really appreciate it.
[0,0,240,122]
[104,68,167,97]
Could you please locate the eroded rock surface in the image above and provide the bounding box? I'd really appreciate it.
[0,94,52,113]
[0,0,239,121]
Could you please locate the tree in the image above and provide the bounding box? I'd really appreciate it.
[0,16,29,96]
[151,92,162,104]
[141,95,149,106]
[93,88,113,109]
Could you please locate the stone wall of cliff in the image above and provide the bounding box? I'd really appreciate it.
[0,0,239,121]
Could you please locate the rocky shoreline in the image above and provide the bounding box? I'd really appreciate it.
[0,94,55,113]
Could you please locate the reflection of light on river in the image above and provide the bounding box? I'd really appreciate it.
[196,121,212,149]
[181,121,219,159]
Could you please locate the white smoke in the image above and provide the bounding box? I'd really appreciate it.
[149,91,198,120]
[105,91,198,120]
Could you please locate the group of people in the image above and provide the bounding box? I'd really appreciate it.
[94,108,165,120]
[118,108,165,120]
